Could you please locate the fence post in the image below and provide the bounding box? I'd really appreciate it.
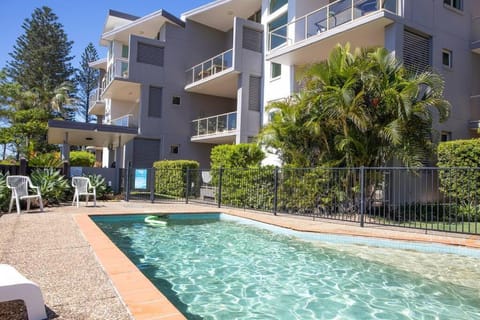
[125,166,131,202]
[218,167,223,208]
[185,168,190,204]
[19,157,27,176]
[62,160,70,178]
[360,166,365,227]
[273,167,279,216]
[149,168,155,203]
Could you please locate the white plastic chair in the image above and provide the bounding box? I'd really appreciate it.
[0,264,47,320]
[71,176,96,207]
[6,176,44,214]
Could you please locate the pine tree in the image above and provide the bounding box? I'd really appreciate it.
[75,43,99,123]
[6,6,75,104]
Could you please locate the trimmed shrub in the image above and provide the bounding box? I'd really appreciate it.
[153,160,199,198]
[437,139,480,197]
[210,144,265,169]
[219,167,275,211]
[437,139,480,218]
[70,151,95,167]
[30,168,70,205]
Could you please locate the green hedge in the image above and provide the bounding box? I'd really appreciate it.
[437,139,480,216]
[70,151,95,167]
[210,144,265,169]
[153,160,199,198]
[219,167,275,211]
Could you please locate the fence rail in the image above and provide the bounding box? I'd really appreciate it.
[122,166,480,235]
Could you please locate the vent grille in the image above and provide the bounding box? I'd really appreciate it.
[403,30,431,73]
[243,27,263,53]
[137,43,164,67]
[148,86,163,118]
[249,76,261,111]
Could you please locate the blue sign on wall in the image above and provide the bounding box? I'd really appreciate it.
[134,169,148,190]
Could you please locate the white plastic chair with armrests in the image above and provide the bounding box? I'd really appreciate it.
[6,175,44,214]
[72,176,96,207]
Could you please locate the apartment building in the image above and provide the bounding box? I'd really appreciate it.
[48,0,480,168]
[263,0,480,161]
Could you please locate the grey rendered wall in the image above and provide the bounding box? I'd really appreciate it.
[125,21,246,168]
[233,18,264,143]
[388,0,480,140]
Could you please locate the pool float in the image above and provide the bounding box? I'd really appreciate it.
[144,215,168,226]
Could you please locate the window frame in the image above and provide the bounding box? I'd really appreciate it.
[271,62,282,79]
[442,49,452,68]
[269,0,288,14]
[443,0,463,11]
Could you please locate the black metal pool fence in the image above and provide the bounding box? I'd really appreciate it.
[122,166,480,235]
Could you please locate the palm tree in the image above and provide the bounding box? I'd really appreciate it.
[260,44,451,168]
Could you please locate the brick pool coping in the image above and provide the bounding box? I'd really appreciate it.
[73,202,480,319]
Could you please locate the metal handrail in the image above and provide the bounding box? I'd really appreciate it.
[88,87,103,108]
[268,0,398,50]
[192,111,237,137]
[186,49,233,85]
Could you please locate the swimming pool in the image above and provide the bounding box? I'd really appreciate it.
[93,213,480,320]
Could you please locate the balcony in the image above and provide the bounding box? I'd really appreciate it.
[267,0,399,65]
[472,17,480,54]
[110,114,138,128]
[185,49,238,98]
[88,87,105,116]
[101,58,140,102]
[191,111,237,144]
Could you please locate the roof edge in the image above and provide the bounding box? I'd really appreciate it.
[108,9,140,21]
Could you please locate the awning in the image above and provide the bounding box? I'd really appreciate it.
[47,120,138,148]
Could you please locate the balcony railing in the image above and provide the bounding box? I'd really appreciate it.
[192,111,237,138]
[110,114,136,128]
[88,87,103,109]
[100,58,129,91]
[186,49,233,86]
[269,0,398,50]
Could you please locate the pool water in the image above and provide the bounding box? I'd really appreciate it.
[93,214,480,320]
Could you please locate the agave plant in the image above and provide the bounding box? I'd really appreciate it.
[0,173,11,212]
[84,174,111,199]
[30,168,70,205]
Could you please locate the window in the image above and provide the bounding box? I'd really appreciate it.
[269,0,288,14]
[442,49,452,68]
[443,0,463,11]
[170,145,179,154]
[248,10,261,23]
[271,63,281,78]
[137,43,164,66]
[148,86,163,118]
[172,96,181,105]
[121,45,129,58]
[441,131,452,142]
[269,13,288,49]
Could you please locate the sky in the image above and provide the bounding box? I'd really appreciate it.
[0,0,212,69]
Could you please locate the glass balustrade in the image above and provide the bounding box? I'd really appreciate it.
[192,112,237,138]
[186,49,233,85]
[111,114,136,128]
[269,0,398,50]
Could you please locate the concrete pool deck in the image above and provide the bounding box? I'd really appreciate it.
[0,201,479,319]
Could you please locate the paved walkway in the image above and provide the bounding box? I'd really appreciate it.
[0,201,479,319]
